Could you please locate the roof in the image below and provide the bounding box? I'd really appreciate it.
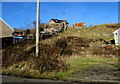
[0,18,14,38]
[50,19,69,24]
[113,28,120,34]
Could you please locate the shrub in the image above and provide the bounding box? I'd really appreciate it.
[2,41,69,73]
[90,42,119,57]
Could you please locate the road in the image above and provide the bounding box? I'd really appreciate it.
[1,75,81,84]
[2,75,119,84]
[2,75,66,82]
[2,75,100,84]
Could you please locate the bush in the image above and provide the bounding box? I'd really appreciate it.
[90,42,119,57]
[2,40,35,68]
[39,25,44,32]
[2,41,69,73]
[55,36,91,56]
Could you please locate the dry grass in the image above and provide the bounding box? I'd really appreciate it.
[2,23,119,80]
[42,24,118,45]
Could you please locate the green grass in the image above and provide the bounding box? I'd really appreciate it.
[42,25,118,45]
[66,56,117,69]
[3,55,117,80]
[65,27,114,41]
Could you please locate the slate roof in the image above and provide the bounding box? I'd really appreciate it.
[50,19,69,24]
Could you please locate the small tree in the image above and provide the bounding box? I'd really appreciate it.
[26,29,31,35]
[39,24,44,32]
[24,29,31,36]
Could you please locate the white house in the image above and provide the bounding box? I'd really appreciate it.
[113,28,120,46]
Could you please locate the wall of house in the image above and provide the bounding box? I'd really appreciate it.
[73,23,86,28]
[49,20,55,24]
[0,19,14,38]
[113,30,120,46]
[50,23,63,29]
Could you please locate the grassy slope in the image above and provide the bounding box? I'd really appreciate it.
[42,24,118,44]
[3,23,119,80]
[41,24,119,80]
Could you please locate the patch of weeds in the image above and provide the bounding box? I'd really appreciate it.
[3,42,69,76]
[90,42,118,57]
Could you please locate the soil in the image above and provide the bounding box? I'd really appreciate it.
[72,64,119,81]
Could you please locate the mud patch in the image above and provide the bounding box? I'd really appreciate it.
[72,64,119,81]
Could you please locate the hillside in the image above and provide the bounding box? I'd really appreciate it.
[42,23,119,44]
[2,23,119,81]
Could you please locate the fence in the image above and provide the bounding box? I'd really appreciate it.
[2,37,28,49]
[1,37,13,49]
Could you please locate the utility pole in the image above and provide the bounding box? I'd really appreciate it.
[36,0,40,57]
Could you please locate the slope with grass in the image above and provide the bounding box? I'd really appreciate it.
[2,23,119,81]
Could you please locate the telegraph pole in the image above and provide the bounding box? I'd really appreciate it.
[36,0,40,57]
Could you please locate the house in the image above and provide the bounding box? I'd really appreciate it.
[73,23,86,28]
[12,31,24,37]
[0,18,14,49]
[49,19,69,25]
[113,28,120,46]
[12,29,24,36]
[0,18,14,38]
[49,19,69,31]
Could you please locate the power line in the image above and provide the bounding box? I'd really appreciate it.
[4,3,36,12]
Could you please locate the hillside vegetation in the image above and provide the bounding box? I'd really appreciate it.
[42,23,119,44]
[2,23,119,81]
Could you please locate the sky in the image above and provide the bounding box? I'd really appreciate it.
[2,2,118,29]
